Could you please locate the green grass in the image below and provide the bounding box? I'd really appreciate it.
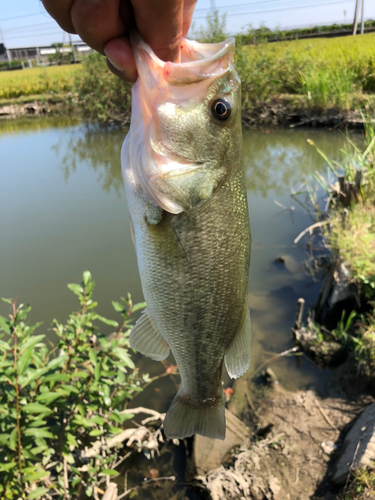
[237,32,375,111]
[341,467,375,499]
[355,304,375,378]
[329,201,375,282]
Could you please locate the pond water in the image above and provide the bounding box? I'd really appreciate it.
[0,117,353,495]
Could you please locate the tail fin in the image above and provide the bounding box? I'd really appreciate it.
[163,389,226,440]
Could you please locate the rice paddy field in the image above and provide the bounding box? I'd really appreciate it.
[0,64,81,99]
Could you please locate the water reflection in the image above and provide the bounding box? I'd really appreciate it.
[48,122,350,198]
[53,123,127,196]
[243,128,348,196]
[0,116,81,136]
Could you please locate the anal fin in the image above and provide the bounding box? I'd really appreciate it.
[224,306,252,379]
[130,308,170,361]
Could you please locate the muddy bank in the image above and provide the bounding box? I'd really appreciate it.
[0,96,66,118]
[0,95,373,129]
[195,362,375,500]
[241,99,373,129]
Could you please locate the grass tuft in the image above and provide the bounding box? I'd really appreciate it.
[341,466,375,499]
[329,201,375,282]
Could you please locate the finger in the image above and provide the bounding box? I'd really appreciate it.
[41,0,76,33]
[104,36,137,82]
[182,0,198,37]
[130,0,184,62]
[71,0,127,54]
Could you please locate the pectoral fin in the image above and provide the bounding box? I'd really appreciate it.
[130,308,170,361]
[224,306,252,379]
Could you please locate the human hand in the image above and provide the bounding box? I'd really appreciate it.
[41,0,198,82]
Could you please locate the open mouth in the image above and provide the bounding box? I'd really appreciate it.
[131,30,235,87]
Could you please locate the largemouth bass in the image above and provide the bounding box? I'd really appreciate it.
[121,33,251,441]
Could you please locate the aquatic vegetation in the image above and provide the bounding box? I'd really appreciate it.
[0,65,80,99]
[294,117,375,378]
[0,271,160,499]
[307,116,375,285]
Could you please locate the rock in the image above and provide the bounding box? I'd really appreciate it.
[192,409,249,474]
[321,441,336,455]
[102,483,118,500]
[149,468,159,479]
[275,257,285,264]
[331,262,352,306]
[268,475,281,497]
[332,403,375,484]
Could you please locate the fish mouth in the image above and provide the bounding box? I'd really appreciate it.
[126,32,237,214]
[130,30,235,86]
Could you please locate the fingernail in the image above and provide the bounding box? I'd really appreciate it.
[104,53,123,72]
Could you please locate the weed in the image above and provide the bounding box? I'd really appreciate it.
[355,303,375,377]
[332,310,358,348]
[190,10,228,43]
[340,466,375,499]
[71,52,132,122]
[299,66,356,111]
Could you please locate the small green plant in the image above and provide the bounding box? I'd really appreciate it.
[340,466,375,499]
[191,10,228,43]
[332,310,358,348]
[308,115,375,202]
[0,271,148,499]
[330,201,375,282]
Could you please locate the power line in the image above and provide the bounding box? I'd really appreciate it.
[5,32,67,41]
[3,22,58,33]
[0,12,46,22]
[195,0,310,12]
[193,0,353,19]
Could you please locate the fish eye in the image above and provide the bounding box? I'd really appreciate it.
[211,98,231,121]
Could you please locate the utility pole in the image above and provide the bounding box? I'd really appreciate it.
[353,0,359,35]
[61,31,65,65]
[68,33,76,63]
[0,26,11,67]
[360,0,365,34]
[210,0,216,12]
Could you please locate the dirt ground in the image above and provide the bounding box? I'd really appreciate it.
[199,358,375,500]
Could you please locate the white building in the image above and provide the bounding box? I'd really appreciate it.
[3,43,92,63]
